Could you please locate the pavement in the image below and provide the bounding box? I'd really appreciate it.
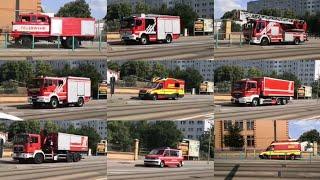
[107,36,213,61]
[0,99,107,121]
[214,38,320,61]
[214,159,320,179]
[107,94,214,121]
[215,99,320,121]
[107,159,214,180]
[0,156,107,180]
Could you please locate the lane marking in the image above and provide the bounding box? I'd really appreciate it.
[177,113,214,121]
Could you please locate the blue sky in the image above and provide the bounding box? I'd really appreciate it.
[42,0,107,19]
[289,120,320,139]
[214,0,251,19]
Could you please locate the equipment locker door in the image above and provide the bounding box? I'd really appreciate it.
[157,18,166,40]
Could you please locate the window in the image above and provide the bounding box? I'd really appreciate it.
[164,150,170,156]
[247,120,254,130]
[235,120,243,131]
[175,83,180,88]
[224,120,232,131]
[170,150,179,157]
[247,136,255,147]
[31,137,38,143]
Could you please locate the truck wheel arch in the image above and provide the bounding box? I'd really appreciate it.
[260,36,270,46]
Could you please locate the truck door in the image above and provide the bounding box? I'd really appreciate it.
[246,82,258,97]
[163,150,171,164]
[29,135,41,152]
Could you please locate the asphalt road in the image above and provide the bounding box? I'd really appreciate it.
[214,38,320,61]
[107,94,214,121]
[107,159,214,180]
[0,156,107,180]
[0,100,107,121]
[215,159,320,179]
[107,36,213,61]
[215,99,320,121]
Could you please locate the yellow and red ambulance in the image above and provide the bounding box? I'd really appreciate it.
[259,141,301,160]
[139,78,185,100]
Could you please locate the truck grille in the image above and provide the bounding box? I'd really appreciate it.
[13,146,23,153]
[233,93,243,98]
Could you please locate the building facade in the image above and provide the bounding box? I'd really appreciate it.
[215,120,289,151]
[0,0,41,32]
[108,0,214,18]
[176,120,213,140]
[247,0,320,16]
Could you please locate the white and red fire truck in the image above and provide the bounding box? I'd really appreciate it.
[27,76,91,109]
[238,11,307,45]
[11,13,95,48]
[120,14,181,45]
[12,132,88,164]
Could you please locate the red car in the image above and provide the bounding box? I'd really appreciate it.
[144,147,184,168]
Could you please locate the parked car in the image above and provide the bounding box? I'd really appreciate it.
[144,147,184,168]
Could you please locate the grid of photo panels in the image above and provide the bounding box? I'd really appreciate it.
[214,0,320,179]
[0,0,214,180]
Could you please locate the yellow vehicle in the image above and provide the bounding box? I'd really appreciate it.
[96,140,107,156]
[139,78,185,100]
[259,141,301,160]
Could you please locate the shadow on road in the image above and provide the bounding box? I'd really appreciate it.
[225,164,239,180]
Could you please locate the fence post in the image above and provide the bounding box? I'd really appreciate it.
[229,34,231,47]
[215,32,219,48]
[99,32,102,52]
[4,33,8,48]
[57,36,60,49]
[32,35,35,49]
[72,36,75,51]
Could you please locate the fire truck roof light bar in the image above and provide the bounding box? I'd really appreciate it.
[239,11,305,25]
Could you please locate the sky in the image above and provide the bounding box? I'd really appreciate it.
[42,0,107,19]
[214,0,251,19]
[289,120,320,139]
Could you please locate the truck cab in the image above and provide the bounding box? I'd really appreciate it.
[12,133,43,163]
[144,147,183,168]
[231,79,259,105]
[139,78,185,100]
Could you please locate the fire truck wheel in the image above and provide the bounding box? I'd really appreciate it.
[281,99,287,105]
[165,35,172,43]
[140,35,148,45]
[251,98,259,107]
[66,153,74,162]
[76,98,84,107]
[65,37,79,49]
[294,38,300,45]
[50,97,59,109]
[177,161,183,167]
[34,153,44,164]
[276,98,281,105]
[159,161,165,168]
[152,94,158,101]
[260,37,269,46]
[73,153,81,162]
[21,36,32,48]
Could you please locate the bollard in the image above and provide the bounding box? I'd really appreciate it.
[32,35,35,49]
[72,36,75,51]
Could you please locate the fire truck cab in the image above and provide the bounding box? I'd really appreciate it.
[139,78,185,100]
[120,14,180,45]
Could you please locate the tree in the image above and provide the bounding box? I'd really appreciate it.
[199,127,214,159]
[77,126,101,154]
[105,3,132,21]
[107,61,120,72]
[224,124,244,149]
[134,2,150,14]
[299,129,320,143]
[169,3,198,33]
[56,0,91,18]
[149,63,169,80]
[214,66,245,84]
[221,9,238,20]
[247,67,263,78]
[43,121,59,134]
[8,121,41,140]
[0,61,33,84]
[120,61,151,80]
[0,122,7,132]
[107,121,133,152]
[258,9,297,19]
[34,61,54,77]
[169,67,203,91]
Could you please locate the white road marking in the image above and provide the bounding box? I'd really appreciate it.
[177,113,214,121]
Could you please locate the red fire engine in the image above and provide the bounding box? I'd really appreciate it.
[238,11,307,45]
[11,13,95,48]
[231,77,294,106]
[27,76,91,109]
[120,14,181,45]
[12,132,88,164]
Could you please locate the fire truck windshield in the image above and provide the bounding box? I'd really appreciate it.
[13,134,29,144]
[121,18,135,28]
[149,149,165,155]
[233,82,246,91]
[29,79,44,88]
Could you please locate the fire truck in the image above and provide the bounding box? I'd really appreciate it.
[259,141,301,160]
[27,76,91,109]
[237,11,307,45]
[12,132,88,164]
[231,77,294,106]
[11,13,95,48]
[120,14,181,45]
[139,78,185,100]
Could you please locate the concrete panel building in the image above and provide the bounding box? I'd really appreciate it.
[247,0,320,16]
[215,120,289,151]
[176,120,213,140]
[0,0,42,32]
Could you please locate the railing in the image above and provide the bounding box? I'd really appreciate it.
[214,32,245,48]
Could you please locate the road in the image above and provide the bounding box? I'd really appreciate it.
[215,159,320,179]
[0,100,107,121]
[214,99,320,121]
[214,38,320,61]
[107,36,213,61]
[107,159,214,180]
[0,156,107,180]
[107,94,214,121]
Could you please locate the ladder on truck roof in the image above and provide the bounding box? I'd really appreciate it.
[238,11,304,25]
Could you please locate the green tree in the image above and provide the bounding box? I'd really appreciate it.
[170,67,203,91]
[43,121,59,134]
[56,0,91,18]
[134,2,150,14]
[34,61,54,77]
[0,61,33,84]
[169,3,198,33]
[0,122,7,132]
[214,66,245,84]
[120,61,151,80]
[258,9,297,19]
[107,121,133,152]
[247,67,263,78]
[8,121,41,140]
[199,127,214,159]
[224,124,244,149]
[107,61,120,72]
[299,129,320,143]
[105,3,132,21]
[149,63,169,79]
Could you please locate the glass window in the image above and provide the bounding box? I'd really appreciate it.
[247,136,255,147]
[247,120,254,130]
[224,120,232,131]
[31,137,38,143]
[235,120,243,131]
